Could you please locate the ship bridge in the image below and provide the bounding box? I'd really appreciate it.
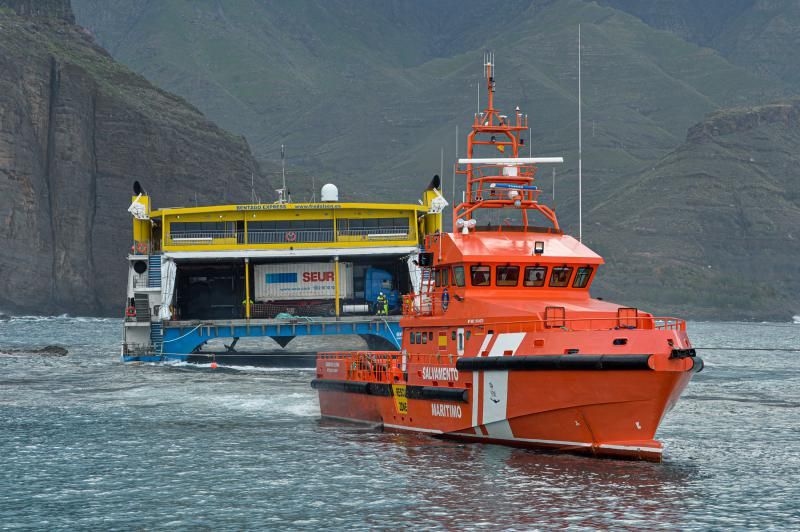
[122,180,446,362]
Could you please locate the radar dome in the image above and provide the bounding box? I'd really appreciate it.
[321,183,339,202]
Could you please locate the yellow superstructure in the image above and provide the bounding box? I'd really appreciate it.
[131,197,442,253]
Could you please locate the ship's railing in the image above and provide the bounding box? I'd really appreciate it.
[318,351,402,383]
[464,163,537,179]
[247,229,334,244]
[401,297,685,332]
[165,228,411,246]
[122,342,157,357]
[132,272,148,289]
[462,316,686,333]
[167,231,239,245]
[336,228,410,241]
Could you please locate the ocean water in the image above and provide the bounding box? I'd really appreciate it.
[0,318,798,530]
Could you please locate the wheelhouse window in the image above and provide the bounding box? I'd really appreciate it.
[470,265,491,286]
[496,265,519,287]
[549,267,574,287]
[435,267,450,288]
[452,266,465,287]
[523,266,547,287]
[410,331,416,344]
[573,266,593,288]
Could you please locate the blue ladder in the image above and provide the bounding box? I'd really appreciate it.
[147,255,161,288]
[150,322,163,354]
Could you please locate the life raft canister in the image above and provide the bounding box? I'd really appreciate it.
[125,306,136,317]
[285,231,297,242]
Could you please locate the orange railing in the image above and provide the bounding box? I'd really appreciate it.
[318,351,403,383]
[318,350,466,383]
[400,297,685,333]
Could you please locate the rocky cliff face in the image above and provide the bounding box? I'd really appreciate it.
[589,99,800,320]
[0,4,265,316]
[1,0,74,22]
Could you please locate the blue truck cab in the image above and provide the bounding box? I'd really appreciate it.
[364,267,399,310]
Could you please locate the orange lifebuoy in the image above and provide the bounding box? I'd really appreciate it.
[136,242,148,254]
[285,231,297,242]
[125,306,136,317]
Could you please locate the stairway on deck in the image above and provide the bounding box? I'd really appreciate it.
[133,293,150,322]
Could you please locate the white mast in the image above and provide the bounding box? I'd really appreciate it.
[279,144,288,204]
[453,125,458,211]
[578,24,583,243]
[440,146,444,183]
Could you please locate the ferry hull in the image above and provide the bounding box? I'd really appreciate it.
[314,359,699,462]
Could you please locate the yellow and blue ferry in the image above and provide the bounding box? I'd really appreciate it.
[123,180,446,363]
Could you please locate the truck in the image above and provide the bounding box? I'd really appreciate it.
[253,262,398,315]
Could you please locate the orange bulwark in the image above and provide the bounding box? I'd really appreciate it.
[311,55,702,461]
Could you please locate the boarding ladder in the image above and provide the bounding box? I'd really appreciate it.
[147,255,161,288]
[149,322,163,354]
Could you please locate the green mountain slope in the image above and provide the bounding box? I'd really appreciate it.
[588,100,800,319]
[601,0,800,87]
[72,0,781,211]
[65,0,800,320]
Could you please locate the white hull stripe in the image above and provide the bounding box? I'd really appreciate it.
[487,332,526,357]
[383,423,443,434]
[471,370,480,425]
[456,431,592,447]
[320,414,383,429]
[477,332,494,356]
[597,443,663,454]
[456,432,664,453]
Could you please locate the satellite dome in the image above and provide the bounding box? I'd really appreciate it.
[321,183,339,202]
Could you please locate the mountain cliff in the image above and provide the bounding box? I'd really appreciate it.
[589,100,800,319]
[0,1,266,316]
[71,0,780,203]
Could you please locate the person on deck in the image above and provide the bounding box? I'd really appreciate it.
[376,292,388,315]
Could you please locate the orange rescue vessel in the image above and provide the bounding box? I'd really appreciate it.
[312,55,701,461]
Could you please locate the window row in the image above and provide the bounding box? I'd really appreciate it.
[337,217,410,231]
[248,220,334,231]
[409,331,435,344]
[434,265,593,289]
[170,221,235,234]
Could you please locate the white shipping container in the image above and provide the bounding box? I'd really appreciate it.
[254,262,353,301]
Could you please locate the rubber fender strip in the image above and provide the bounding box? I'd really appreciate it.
[691,357,704,373]
[455,354,654,372]
[311,379,467,402]
[311,379,370,394]
[367,382,393,397]
[670,348,697,359]
[405,386,469,403]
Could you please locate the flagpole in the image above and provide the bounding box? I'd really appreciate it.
[281,143,287,204]
[578,24,583,243]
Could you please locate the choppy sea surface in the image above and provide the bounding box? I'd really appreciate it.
[0,318,798,530]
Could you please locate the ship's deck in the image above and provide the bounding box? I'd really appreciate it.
[165,315,400,331]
